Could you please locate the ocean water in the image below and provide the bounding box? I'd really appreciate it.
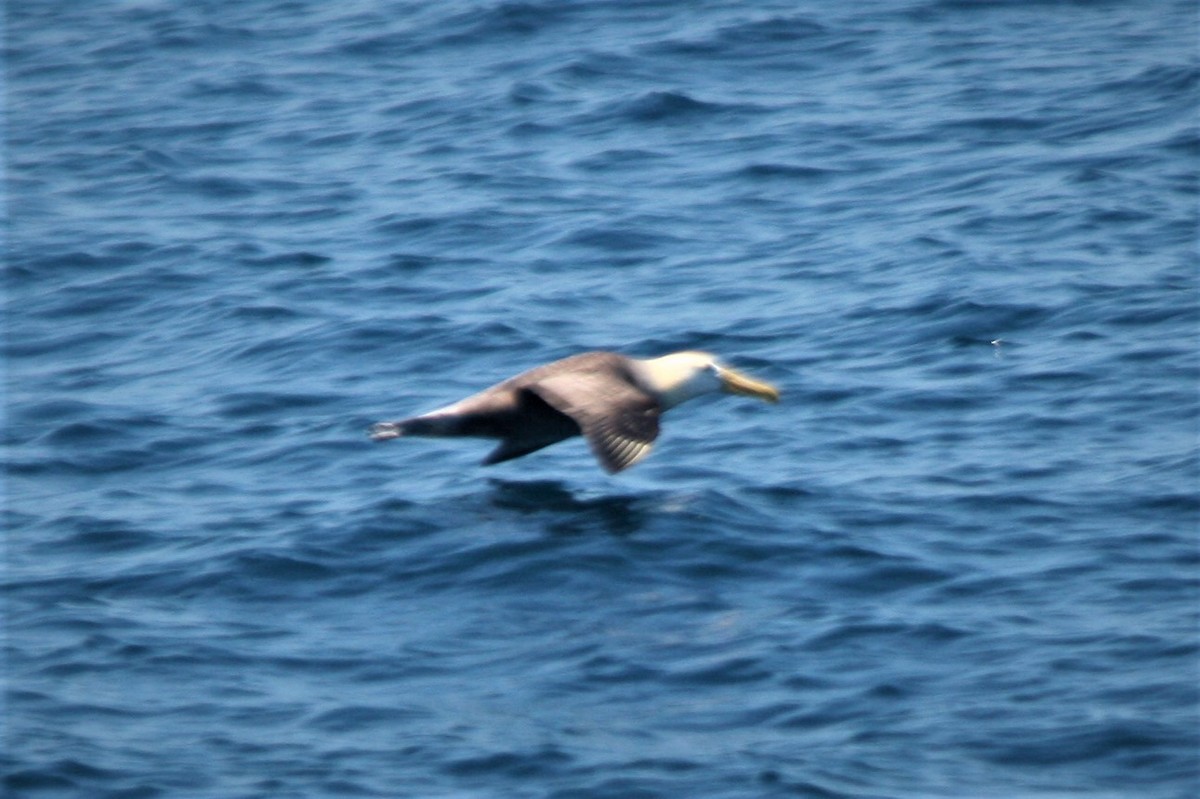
[5,0,1199,797]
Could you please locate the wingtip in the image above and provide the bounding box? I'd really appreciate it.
[369,422,403,441]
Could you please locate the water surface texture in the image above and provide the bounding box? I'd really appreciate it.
[6,1,1199,797]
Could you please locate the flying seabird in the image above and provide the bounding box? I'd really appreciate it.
[369,351,779,473]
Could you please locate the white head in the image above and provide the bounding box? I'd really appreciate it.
[633,351,780,410]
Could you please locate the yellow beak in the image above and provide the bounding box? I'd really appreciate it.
[719,367,780,403]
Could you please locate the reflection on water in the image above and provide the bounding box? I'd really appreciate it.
[485,478,648,537]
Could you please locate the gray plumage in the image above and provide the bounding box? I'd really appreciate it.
[370,350,778,474]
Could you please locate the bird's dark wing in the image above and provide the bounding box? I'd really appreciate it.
[480,390,581,465]
[529,373,661,474]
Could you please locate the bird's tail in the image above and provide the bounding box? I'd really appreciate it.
[369,414,461,441]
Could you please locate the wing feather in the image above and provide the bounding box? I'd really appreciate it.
[529,372,661,474]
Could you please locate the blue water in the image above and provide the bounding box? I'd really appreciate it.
[6,1,1199,797]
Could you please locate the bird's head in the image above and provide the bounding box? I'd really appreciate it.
[636,351,780,410]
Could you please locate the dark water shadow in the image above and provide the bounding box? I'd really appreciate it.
[483,478,649,537]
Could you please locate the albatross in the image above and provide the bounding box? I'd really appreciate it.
[369,351,779,473]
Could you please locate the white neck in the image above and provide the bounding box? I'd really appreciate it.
[630,353,721,410]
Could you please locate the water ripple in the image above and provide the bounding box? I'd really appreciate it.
[7,0,1197,797]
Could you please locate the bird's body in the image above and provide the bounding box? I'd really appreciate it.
[370,350,778,474]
